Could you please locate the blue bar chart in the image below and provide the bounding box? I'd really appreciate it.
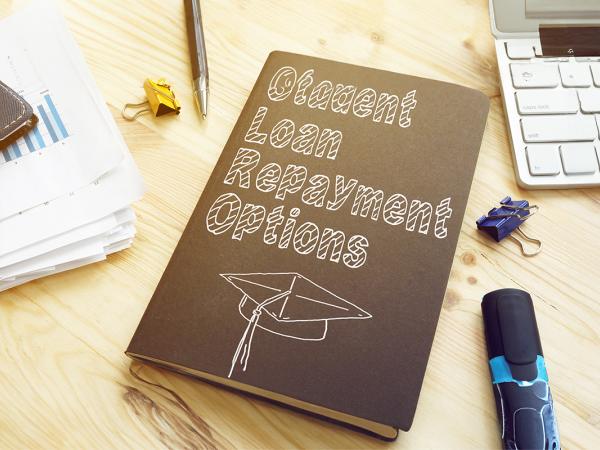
[1,91,69,164]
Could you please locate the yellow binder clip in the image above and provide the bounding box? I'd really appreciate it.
[122,78,181,121]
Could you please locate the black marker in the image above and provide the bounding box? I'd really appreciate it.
[481,289,560,450]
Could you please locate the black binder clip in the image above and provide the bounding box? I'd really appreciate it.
[476,196,541,257]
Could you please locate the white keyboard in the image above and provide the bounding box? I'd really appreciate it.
[496,39,600,188]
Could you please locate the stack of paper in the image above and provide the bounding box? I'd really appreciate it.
[0,3,144,292]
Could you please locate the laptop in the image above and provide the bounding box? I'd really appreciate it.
[490,0,600,188]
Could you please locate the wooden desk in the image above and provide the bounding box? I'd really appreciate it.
[0,0,598,448]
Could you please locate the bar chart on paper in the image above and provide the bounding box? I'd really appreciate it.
[0,49,71,165]
[0,15,128,222]
[0,91,70,164]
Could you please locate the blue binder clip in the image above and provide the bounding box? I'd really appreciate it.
[476,196,541,256]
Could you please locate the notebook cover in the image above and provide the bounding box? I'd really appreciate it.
[127,51,489,434]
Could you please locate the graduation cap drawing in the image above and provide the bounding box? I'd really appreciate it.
[221,272,372,378]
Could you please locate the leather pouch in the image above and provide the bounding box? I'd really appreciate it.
[0,80,38,150]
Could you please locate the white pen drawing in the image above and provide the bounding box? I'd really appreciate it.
[221,272,372,378]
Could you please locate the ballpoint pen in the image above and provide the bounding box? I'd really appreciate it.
[184,0,209,119]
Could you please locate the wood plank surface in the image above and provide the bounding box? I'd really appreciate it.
[0,0,598,448]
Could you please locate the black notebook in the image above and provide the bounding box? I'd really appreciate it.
[127,51,489,439]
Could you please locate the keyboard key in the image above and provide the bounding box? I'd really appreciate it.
[560,143,598,174]
[595,114,600,134]
[511,64,559,88]
[506,42,535,59]
[526,145,561,175]
[559,63,592,87]
[516,90,578,114]
[521,116,597,142]
[577,90,600,113]
[591,63,600,86]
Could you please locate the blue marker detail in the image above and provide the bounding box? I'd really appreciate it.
[489,355,548,386]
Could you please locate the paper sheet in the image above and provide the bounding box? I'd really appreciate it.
[0,255,107,291]
[0,220,136,280]
[0,153,143,256]
[0,2,125,219]
[0,208,134,269]
[0,2,144,292]
[0,222,136,290]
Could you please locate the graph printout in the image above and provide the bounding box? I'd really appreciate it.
[0,7,124,220]
[1,91,70,164]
